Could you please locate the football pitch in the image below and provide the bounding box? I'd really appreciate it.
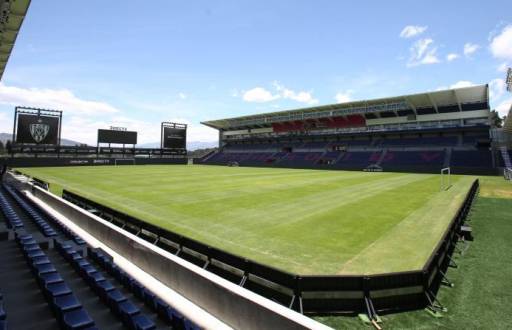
[17,165,475,275]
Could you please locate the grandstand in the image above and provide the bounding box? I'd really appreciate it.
[201,85,496,174]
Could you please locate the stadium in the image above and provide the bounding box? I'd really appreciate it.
[0,1,511,330]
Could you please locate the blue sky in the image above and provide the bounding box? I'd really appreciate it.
[0,0,511,145]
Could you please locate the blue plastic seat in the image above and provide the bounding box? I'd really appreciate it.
[129,314,156,330]
[86,271,105,286]
[30,256,51,266]
[94,280,115,300]
[106,289,127,313]
[62,308,95,330]
[26,249,45,258]
[35,263,57,275]
[143,288,157,310]
[118,300,140,323]
[131,281,145,299]
[39,271,64,286]
[54,293,82,316]
[0,304,5,320]
[45,282,72,298]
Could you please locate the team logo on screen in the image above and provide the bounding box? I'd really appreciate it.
[30,119,50,143]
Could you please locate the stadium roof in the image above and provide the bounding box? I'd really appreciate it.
[202,85,489,130]
[0,0,31,81]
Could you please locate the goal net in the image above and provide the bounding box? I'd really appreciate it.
[440,167,451,191]
[114,158,136,166]
[504,168,512,181]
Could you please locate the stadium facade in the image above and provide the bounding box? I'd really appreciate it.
[201,85,500,174]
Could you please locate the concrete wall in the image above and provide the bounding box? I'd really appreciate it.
[30,186,331,330]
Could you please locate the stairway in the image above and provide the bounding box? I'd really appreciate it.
[376,149,388,166]
[200,150,218,162]
[500,146,512,169]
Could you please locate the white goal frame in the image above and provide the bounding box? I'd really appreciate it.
[440,167,451,191]
[114,158,136,166]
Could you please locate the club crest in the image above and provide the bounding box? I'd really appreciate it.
[30,120,50,143]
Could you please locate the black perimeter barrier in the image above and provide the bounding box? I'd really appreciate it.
[57,179,479,316]
[2,157,187,168]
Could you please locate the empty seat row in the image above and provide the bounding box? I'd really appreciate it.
[0,190,24,229]
[16,233,96,330]
[56,240,157,330]
[89,248,200,330]
[3,185,56,237]
[4,185,84,244]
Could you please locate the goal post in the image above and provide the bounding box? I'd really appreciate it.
[440,167,451,191]
[504,168,512,181]
[114,158,136,166]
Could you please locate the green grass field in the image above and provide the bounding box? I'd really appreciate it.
[316,176,512,329]
[17,165,475,275]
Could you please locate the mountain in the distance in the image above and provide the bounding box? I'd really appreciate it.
[0,133,84,146]
[0,132,217,150]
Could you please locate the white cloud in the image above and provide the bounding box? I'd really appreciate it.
[242,82,318,105]
[490,25,512,60]
[399,25,427,38]
[272,81,319,105]
[242,87,280,103]
[446,53,459,61]
[436,80,475,91]
[497,62,510,72]
[407,38,440,67]
[463,42,480,57]
[334,90,354,103]
[178,92,187,100]
[450,80,475,89]
[489,78,506,100]
[0,83,119,115]
[496,97,512,117]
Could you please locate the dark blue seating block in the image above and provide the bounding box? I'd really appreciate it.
[0,320,6,330]
[35,263,57,276]
[30,256,51,266]
[85,272,105,286]
[185,319,201,330]
[94,280,115,300]
[54,293,82,317]
[169,308,186,330]
[129,314,156,330]
[22,243,40,252]
[46,282,72,298]
[74,259,91,271]
[79,265,97,278]
[39,272,64,286]
[131,281,145,300]
[106,289,127,313]
[27,249,45,259]
[62,308,95,330]
[118,300,141,324]
[143,288,157,310]
[0,304,5,320]
[155,298,168,319]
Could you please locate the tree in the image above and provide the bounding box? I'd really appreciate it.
[490,110,503,128]
[5,140,12,154]
[0,141,4,153]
